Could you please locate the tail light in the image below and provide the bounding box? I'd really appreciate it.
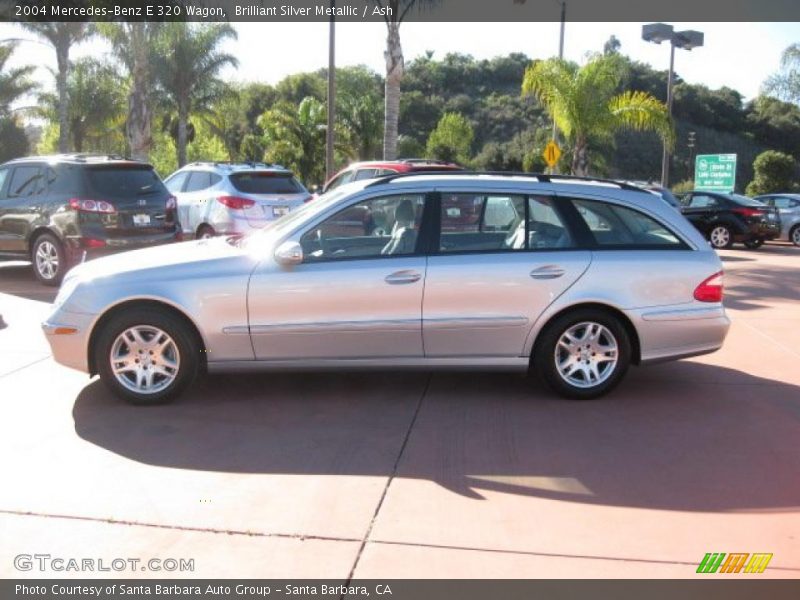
[80,238,107,249]
[69,198,116,214]
[218,196,256,210]
[694,271,724,303]
[732,207,765,218]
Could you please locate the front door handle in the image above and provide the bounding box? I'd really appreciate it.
[385,270,422,285]
[530,265,566,280]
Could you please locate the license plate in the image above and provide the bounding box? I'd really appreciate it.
[273,206,289,217]
[132,214,151,226]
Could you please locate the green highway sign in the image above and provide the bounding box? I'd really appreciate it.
[695,154,737,192]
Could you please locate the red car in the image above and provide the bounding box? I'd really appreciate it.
[321,159,463,194]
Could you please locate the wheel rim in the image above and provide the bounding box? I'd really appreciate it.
[554,321,619,389]
[109,325,181,395]
[792,228,800,245]
[710,227,730,248]
[199,229,213,239]
[35,240,59,279]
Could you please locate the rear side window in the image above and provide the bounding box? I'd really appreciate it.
[439,193,526,253]
[7,165,44,198]
[0,167,8,195]
[571,199,684,248]
[85,166,166,198]
[353,168,378,181]
[230,172,304,194]
[184,171,212,192]
[774,197,800,209]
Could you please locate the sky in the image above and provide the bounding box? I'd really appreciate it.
[0,21,797,109]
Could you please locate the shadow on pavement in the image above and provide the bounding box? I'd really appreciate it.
[723,263,800,311]
[0,263,57,303]
[72,363,800,513]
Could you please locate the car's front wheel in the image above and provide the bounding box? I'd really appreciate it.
[708,225,733,250]
[791,225,800,247]
[31,233,66,286]
[95,308,200,405]
[533,309,631,400]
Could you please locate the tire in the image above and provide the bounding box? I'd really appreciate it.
[95,307,200,405]
[196,224,216,239]
[31,233,67,286]
[743,238,764,249]
[791,225,800,247]
[708,225,733,250]
[532,308,631,400]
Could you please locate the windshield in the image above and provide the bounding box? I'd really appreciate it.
[239,188,349,249]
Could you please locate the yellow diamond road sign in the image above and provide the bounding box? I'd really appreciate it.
[543,140,561,168]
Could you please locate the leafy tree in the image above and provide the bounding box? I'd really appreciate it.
[0,117,29,162]
[0,42,36,115]
[275,72,326,105]
[154,23,238,166]
[336,66,384,160]
[37,59,125,152]
[522,54,674,176]
[260,97,329,185]
[426,112,473,163]
[604,35,621,55]
[18,22,93,152]
[763,43,800,104]
[745,150,799,195]
[746,95,800,157]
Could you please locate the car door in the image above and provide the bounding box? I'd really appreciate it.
[0,164,45,254]
[422,192,591,358]
[179,171,214,235]
[247,192,430,360]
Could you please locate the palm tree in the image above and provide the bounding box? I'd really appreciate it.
[18,23,93,152]
[99,22,162,161]
[0,42,37,115]
[522,54,674,176]
[154,23,238,167]
[373,0,438,160]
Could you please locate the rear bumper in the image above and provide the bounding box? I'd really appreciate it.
[734,222,781,241]
[64,228,180,265]
[629,305,731,364]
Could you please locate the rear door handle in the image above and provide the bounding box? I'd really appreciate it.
[530,265,566,280]
[385,270,422,285]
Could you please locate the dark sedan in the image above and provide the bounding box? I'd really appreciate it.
[678,191,781,249]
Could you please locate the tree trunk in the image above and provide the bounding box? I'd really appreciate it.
[177,104,189,167]
[571,136,590,176]
[55,39,70,153]
[126,23,153,161]
[383,20,404,160]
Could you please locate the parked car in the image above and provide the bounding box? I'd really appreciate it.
[44,172,730,405]
[753,193,800,246]
[678,190,781,249]
[321,159,463,194]
[0,154,179,285]
[164,162,311,239]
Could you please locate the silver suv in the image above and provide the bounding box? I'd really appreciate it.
[754,194,800,246]
[43,173,730,405]
[164,162,311,239]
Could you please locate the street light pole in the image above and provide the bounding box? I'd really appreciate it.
[325,2,336,183]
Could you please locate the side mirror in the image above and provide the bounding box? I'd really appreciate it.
[274,241,303,267]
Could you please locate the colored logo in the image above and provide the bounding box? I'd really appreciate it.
[697,553,772,574]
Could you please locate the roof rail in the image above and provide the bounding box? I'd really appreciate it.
[186,160,287,170]
[364,170,647,192]
[399,158,459,166]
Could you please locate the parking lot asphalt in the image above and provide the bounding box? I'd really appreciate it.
[0,245,798,579]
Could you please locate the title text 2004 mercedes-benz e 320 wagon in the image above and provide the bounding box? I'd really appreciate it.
[43,173,730,404]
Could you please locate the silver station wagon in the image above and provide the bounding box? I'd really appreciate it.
[43,173,730,404]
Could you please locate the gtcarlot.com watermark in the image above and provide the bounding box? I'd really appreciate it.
[14,554,194,573]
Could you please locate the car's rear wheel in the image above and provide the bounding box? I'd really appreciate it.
[95,308,200,405]
[197,224,215,239]
[31,233,66,286]
[791,225,800,247]
[533,309,631,400]
[744,238,764,249]
[708,225,733,249]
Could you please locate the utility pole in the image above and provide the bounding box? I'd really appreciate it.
[325,1,336,183]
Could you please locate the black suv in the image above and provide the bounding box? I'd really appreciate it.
[0,155,180,285]
[678,190,781,249]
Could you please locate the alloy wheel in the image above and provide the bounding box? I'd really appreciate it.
[554,321,619,389]
[109,325,181,395]
[709,226,730,249]
[35,240,59,280]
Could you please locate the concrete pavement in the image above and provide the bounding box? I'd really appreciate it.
[0,245,798,579]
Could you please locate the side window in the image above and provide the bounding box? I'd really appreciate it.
[353,168,379,181]
[0,168,8,196]
[165,171,189,193]
[209,173,223,187]
[300,194,425,261]
[527,196,574,249]
[773,197,795,209]
[688,194,717,208]
[184,171,212,192]
[572,199,684,248]
[325,170,356,192]
[7,166,44,198]
[439,193,525,253]
[378,168,398,176]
